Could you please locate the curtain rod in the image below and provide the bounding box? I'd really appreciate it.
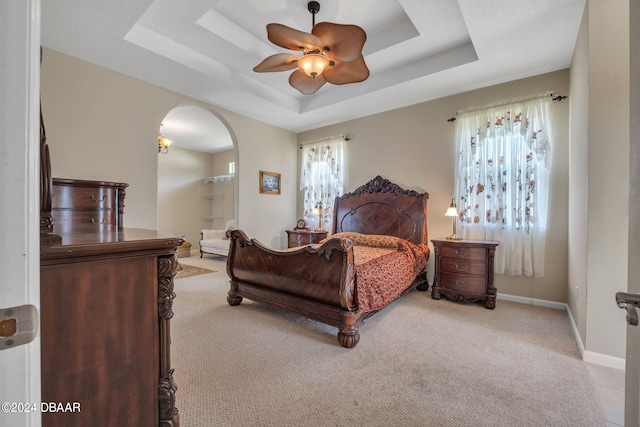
[447,91,568,123]
[299,135,351,148]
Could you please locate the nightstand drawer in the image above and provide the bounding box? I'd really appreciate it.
[440,258,486,276]
[439,273,486,294]
[439,246,485,262]
[286,230,328,248]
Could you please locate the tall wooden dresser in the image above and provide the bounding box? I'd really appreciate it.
[40,228,182,427]
[40,180,182,427]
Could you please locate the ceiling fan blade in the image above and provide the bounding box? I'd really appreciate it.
[323,55,370,85]
[253,53,299,72]
[266,23,322,52]
[312,22,367,63]
[289,69,327,95]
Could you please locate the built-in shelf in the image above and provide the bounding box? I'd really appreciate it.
[203,174,234,183]
[203,174,234,227]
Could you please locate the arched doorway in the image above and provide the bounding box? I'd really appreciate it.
[156,104,238,256]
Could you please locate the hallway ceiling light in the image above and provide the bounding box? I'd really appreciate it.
[158,133,173,154]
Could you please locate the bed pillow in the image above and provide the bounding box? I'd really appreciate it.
[321,232,400,249]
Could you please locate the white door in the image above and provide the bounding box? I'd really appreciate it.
[0,1,42,426]
[627,1,640,424]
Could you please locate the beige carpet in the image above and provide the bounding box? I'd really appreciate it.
[171,271,605,427]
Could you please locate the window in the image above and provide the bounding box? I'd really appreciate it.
[454,95,553,277]
[300,137,345,232]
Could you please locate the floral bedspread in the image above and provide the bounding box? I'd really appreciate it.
[321,232,430,312]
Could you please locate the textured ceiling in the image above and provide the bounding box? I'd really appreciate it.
[41,0,585,152]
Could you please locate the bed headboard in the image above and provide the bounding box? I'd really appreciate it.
[332,176,429,245]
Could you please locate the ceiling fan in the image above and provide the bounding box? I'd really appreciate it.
[253,1,369,95]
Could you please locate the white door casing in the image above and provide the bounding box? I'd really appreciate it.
[0,1,42,426]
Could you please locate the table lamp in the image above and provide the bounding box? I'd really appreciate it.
[445,198,462,240]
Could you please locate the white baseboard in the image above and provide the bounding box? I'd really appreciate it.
[565,304,586,358]
[499,293,626,371]
[583,351,626,370]
[496,293,566,310]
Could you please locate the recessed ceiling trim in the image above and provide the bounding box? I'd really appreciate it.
[124,23,301,112]
[196,9,277,60]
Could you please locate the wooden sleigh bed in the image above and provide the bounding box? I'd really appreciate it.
[225,176,430,348]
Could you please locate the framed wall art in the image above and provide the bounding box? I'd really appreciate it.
[259,171,281,195]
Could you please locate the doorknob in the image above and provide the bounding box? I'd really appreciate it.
[0,305,38,351]
[616,292,640,326]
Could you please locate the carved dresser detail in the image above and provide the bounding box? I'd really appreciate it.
[430,239,499,309]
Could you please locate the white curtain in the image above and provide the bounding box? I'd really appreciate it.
[300,137,345,233]
[454,95,553,277]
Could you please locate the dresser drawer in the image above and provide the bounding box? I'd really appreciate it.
[440,258,486,276]
[52,186,116,210]
[52,210,116,231]
[439,273,487,294]
[438,245,486,262]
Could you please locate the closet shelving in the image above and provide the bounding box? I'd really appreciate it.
[203,174,234,223]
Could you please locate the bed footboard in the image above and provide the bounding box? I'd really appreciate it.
[225,229,361,347]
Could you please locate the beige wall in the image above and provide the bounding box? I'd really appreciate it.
[568,4,590,347]
[158,146,214,248]
[584,0,630,360]
[569,0,630,363]
[298,70,570,301]
[41,48,297,249]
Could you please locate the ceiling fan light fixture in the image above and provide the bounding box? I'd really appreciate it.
[253,1,369,94]
[298,53,329,78]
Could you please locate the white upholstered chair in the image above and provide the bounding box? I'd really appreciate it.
[199,219,235,257]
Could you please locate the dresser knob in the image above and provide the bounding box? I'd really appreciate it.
[455,264,468,272]
[455,281,468,288]
[90,194,105,202]
[455,249,467,257]
[90,218,106,224]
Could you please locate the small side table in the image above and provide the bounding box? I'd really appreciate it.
[431,238,499,309]
[286,229,328,248]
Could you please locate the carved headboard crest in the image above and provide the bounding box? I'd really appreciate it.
[343,175,421,199]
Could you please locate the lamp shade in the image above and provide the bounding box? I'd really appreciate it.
[298,53,329,78]
[444,198,458,217]
[445,206,458,217]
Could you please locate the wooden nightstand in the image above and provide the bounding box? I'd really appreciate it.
[286,229,328,248]
[431,238,499,309]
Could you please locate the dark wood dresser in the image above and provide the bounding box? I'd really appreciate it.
[51,178,128,233]
[40,227,182,427]
[286,229,328,248]
[430,238,499,309]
